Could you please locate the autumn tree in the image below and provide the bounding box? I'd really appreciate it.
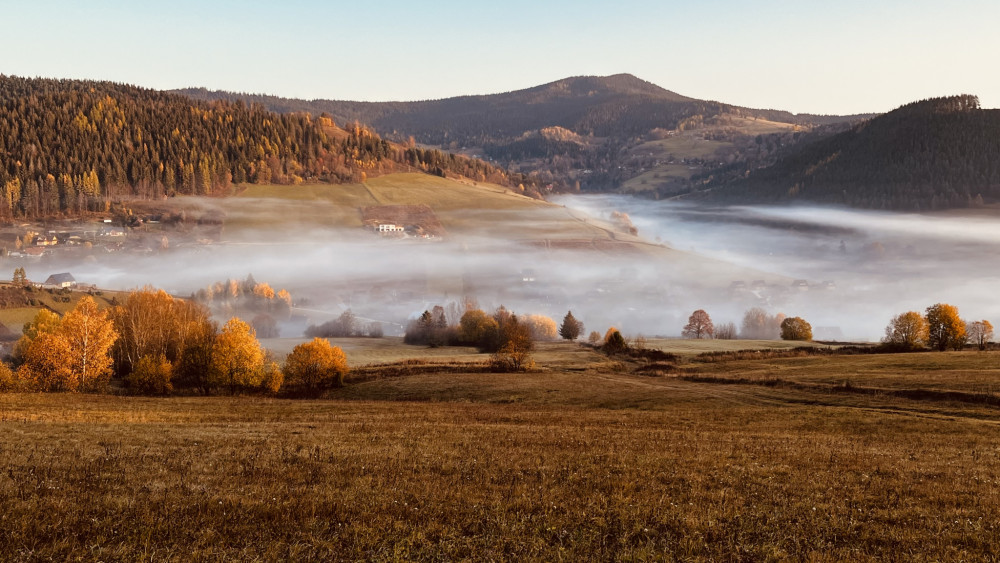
[780,316,812,341]
[125,354,173,395]
[559,311,583,341]
[523,314,558,341]
[209,318,267,394]
[882,311,929,350]
[110,287,214,380]
[458,308,497,346]
[59,296,118,391]
[0,361,15,391]
[173,317,218,394]
[489,316,535,372]
[966,320,994,351]
[682,309,714,339]
[17,333,77,391]
[925,303,966,351]
[284,337,349,394]
[14,308,63,362]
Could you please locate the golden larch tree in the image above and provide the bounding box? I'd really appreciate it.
[60,296,118,391]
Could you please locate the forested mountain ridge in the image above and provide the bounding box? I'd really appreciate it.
[177,74,867,192]
[176,74,859,145]
[693,95,1000,210]
[0,76,531,219]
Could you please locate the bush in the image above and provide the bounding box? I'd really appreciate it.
[0,362,17,391]
[125,354,173,395]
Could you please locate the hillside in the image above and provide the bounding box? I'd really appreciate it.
[176,75,867,193]
[694,95,1000,210]
[0,76,531,220]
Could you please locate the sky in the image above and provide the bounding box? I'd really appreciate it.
[1,0,997,115]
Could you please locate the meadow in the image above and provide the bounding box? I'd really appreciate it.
[2,341,1000,560]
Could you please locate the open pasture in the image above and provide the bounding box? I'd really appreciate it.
[3,345,1000,559]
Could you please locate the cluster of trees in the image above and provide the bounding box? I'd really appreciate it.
[703,95,1000,210]
[403,305,560,371]
[0,77,535,219]
[193,274,292,338]
[305,310,383,339]
[0,288,349,396]
[679,308,812,341]
[883,303,993,351]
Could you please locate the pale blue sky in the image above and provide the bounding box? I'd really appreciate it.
[1,0,996,114]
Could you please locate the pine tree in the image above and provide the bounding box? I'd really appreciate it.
[559,311,583,340]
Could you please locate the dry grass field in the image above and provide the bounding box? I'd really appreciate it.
[3,341,1000,560]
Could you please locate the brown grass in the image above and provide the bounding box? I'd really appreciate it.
[4,347,1000,559]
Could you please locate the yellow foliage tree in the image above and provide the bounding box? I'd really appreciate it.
[209,318,266,394]
[17,333,77,391]
[253,282,275,300]
[14,308,63,362]
[926,303,966,351]
[459,309,496,345]
[522,314,558,341]
[883,311,929,350]
[284,337,349,393]
[60,296,118,391]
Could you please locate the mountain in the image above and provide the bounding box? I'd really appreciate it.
[176,75,868,192]
[0,76,531,219]
[693,95,1000,210]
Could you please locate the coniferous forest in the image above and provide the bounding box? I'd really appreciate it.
[696,96,1000,210]
[0,76,531,219]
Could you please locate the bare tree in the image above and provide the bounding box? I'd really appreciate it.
[966,320,994,351]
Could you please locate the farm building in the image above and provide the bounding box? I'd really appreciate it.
[43,273,76,289]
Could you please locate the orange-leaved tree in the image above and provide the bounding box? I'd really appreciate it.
[17,332,77,391]
[284,337,349,394]
[925,303,966,351]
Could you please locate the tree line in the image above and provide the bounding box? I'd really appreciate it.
[0,288,349,396]
[0,76,535,219]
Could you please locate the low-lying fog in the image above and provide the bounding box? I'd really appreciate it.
[25,193,1000,342]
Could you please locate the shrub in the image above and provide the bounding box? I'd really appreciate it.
[125,354,173,395]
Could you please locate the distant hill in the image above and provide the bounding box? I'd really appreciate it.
[693,95,1000,210]
[176,75,868,192]
[0,76,531,220]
